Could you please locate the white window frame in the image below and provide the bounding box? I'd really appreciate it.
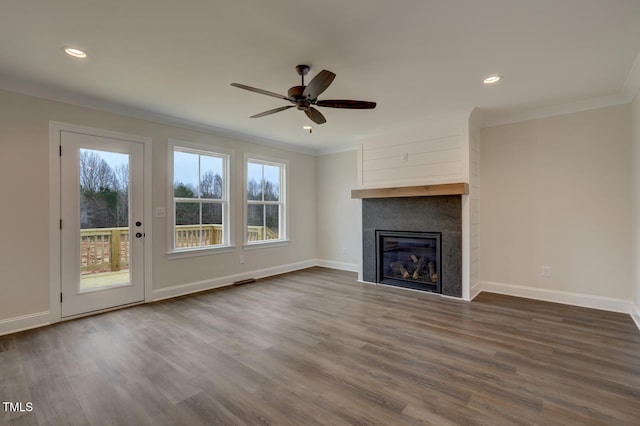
[244,153,289,249]
[167,140,233,259]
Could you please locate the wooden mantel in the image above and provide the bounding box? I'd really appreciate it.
[351,183,469,199]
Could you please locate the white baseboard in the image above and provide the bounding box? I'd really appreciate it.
[11,269,637,336]
[470,281,483,301]
[152,259,317,301]
[631,302,640,331]
[0,311,51,337]
[478,280,633,315]
[1,260,318,336]
[315,259,359,273]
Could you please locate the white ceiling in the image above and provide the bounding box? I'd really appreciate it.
[2,0,640,153]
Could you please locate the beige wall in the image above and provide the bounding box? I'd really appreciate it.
[2,85,637,328]
[316,150,360,270]
[480,105,632,300]
[0,89,316,321]
[632,91,640,310]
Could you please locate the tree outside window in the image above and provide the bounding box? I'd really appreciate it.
[246,159,285,243]
[173,147,229,250]
[79,149,129,229]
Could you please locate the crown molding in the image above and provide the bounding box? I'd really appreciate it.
[482,92,631,128]
[484,50,640,128]
[4,64,639,150]
[316,143,358,156]
[0,74,318,156]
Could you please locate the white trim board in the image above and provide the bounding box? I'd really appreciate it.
[4,265,638,336]
[470,280,483,301]
[316,259,359,273]
[49,121,153,321]
[478,280,633,315]
[0,77,317,156]
[152,260,316,301]
[481,92,631,128]
[632,302,640,331]
[0,311,51,337]
[1,260,316,337]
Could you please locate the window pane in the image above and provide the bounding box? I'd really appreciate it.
[175,201,199,226]
[247,162,263,201]
[172,145,230,252]
[175,201,201,248]
[247,203,264,227]
[202,203,223,246]
[247,204,264,242]
[174,151,198,198]
[78,149,131,291]
[246,158,284,244]
[265,205,279,239]
[200,155,223,200]
[79,149,129,229]
[263,164,280,201]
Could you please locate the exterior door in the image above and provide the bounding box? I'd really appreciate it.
[60,130,145,317]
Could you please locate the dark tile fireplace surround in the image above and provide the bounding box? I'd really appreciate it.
[362,195,462,297]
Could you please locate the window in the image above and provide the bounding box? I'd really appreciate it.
[245,157,287,244]
[170,142,231,253]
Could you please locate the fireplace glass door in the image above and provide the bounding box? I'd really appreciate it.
[376,231,441,293]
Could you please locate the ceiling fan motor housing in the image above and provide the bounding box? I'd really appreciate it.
[288,86,311,110]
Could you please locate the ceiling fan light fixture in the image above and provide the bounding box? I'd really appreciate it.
[302,125,313,130]
[231,65,376,125]
[483,74,502,85]
[63,47,88,59]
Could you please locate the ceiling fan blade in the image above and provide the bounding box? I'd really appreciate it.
[305,107,327,125]
[231,83,294,102]
[303,70,336,100]
[250,105,294,118]
[316,99,377,109]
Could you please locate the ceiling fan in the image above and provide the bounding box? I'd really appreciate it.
[231,65,376,125]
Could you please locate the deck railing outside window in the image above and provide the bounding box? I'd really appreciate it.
[80,225,277,275]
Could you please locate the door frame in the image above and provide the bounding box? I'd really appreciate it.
[49,121,153,322]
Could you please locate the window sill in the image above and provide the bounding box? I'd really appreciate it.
[167,245,236,260]
[242,240,290,251]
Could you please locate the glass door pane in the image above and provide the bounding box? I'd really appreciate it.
[78,149,131,292]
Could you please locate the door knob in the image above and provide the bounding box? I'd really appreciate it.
[135,232,143,238]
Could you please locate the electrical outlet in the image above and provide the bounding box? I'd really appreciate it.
[239,255,245,264]
[541,266,551,277]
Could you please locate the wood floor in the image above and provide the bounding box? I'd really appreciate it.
[2,267,639,425]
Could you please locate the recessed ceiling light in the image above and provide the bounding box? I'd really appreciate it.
[483,74,502,85]
[63,47,88,59]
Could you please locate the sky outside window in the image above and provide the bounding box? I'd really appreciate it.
[174,150,223,195]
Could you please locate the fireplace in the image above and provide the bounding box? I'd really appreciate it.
[361,195,462,297]
[376,230,441,293]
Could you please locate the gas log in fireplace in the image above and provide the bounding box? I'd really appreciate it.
[376,230,441,293]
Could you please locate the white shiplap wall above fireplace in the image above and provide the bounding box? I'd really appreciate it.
[355,109,481,300]
[359,134,465,187]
